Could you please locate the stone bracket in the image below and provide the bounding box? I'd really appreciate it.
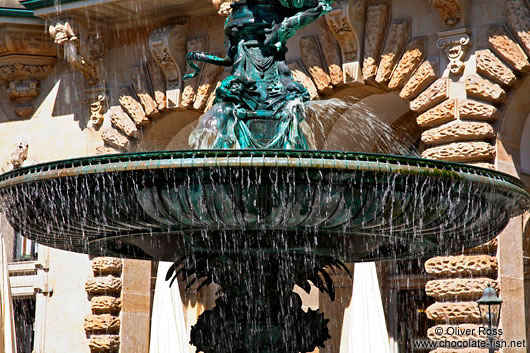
[0,55,56,119]
[49,20,104,86]
[325,0,366,84]
[437,28,472,75]
[84,86,108,127]
[149,25,188,109]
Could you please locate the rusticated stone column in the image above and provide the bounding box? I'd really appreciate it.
[85,257,123,353]
[415,6,530,351]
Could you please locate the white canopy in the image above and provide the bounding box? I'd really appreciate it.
[1,235,17,353]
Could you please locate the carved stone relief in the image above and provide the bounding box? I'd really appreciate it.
[437,28,472,75]
[149,25,188,109]
[49,21,108,126]
[0,55,56,119]
[181,36,208,108]
[1,142,28,173]
[0,31,56,57]
[49,21,103,86]
[362,3,389,81]
[325,0,366,84]
[429,0,462,26]
[84,87,108,127]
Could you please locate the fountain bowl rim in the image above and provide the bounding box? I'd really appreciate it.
[0,149,527,194]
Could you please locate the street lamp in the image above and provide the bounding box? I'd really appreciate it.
[477,283,502,353]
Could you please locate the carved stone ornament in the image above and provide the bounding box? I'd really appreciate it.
[437,28,472,74]
[84,87,108,127]
[0,55,56,119]
[149,25,188,109]
[429,0,462,26]
[325,0,366,84]
[49,21,77,44]
[49,21,103,86]
[211,0,234,16]
[1,142,30,173]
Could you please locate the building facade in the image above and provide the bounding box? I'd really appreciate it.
[0,0,529,352]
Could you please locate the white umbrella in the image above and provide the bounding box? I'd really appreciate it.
[1,235,17,353]
[340,262,390,353]
[149,261,189,353]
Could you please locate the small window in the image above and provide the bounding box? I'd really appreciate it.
[13,232,38,262]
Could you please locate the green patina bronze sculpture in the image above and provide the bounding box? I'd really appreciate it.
[187,0,334,149]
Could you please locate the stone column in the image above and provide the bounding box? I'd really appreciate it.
[415,2,530,350]
[119,260,153,353]
[85,258,123,353]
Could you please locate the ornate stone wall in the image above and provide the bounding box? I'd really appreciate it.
[84,2,530,350]
[5,0,529,352]
[85,257,123,353]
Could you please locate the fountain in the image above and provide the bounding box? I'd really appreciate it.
[0,0,529,352]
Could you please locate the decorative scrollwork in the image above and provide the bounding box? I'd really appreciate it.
[437,28,472,74]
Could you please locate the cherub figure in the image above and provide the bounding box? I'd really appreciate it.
[1,142,29,173]
[49,22,77,45]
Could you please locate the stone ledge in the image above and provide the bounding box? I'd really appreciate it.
[476,49,517,87]
[400,57,439,100]
[488,25,530,73]
[421,121,495,146]
[85,276,123,294]
[107,106,138,139]
[425,278,498,300]
[101,126,130,151]
[119,85,149,126]
[88,334,120,353]
[375,18,410,84]
[84,314,120,333]
[465,75,506,104]
[421,141,495,162]
[416,99,456,128]
[300,36,332,93]
[425,301,481,323]
[388,37,426,90]
[506,0,530,57]
[458,100,499,122]
[425,255,498,277]
[92,258,123,275]
[410,78,448,113]
[91,296,122,314]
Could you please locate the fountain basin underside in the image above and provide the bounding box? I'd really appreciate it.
[0,150,528,262]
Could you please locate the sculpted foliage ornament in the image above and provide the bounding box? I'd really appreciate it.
[437,28,472,74]
[429,0,462,26]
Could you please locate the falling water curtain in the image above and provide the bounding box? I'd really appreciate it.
[1,235,17,353]
[149,261,189,353]
[340,262,391,353]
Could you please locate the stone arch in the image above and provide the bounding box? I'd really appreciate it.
[96,1,432,154]
[89,0,530,172]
